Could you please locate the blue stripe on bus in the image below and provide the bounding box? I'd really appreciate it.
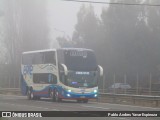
[56,87,98,99]
[32,85,56,98]
[21,74,27,95]
[21,74,97,99]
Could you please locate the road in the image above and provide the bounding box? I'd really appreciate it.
[0,94,160,120]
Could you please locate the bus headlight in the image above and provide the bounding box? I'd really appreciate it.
[94,94,97,97]
[68,89,71,92]
[67,94,71,97]
[94,90,97,93]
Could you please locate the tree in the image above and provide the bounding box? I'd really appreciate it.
[0,0,7,64]
[71,4,106,67]
[70,0,160,87]
[57,1,160,88]
[73,5,100,49]
[57,36,74,48]
[4,0,49,87]
[19,0,49,51]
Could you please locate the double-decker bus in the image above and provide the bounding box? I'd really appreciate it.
[21,48,103,103]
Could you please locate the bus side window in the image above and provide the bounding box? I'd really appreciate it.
[48,74,57,84]
[33,74,40,83]
[32,52,44,64]
[44,51,56,65]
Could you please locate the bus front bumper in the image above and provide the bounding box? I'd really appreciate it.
[59,92,98,100]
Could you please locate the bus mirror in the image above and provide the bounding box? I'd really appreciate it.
[61,64,68,76]
[98,65,103,77]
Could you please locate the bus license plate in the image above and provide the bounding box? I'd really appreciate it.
[80,96,85,98]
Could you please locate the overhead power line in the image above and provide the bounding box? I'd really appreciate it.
[62,0,160,7]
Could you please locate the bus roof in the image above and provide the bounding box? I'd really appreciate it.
[58,48,93,51]
[22,48,93,54]
[22,49,56,54]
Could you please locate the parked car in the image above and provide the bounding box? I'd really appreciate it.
[108,83,131,93]
[110,83,131,89]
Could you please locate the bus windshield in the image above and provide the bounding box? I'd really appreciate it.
[58,49,99,88]
[63,49,97,71]
[67,71,98,88]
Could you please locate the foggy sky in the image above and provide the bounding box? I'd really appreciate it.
[47,0,105,48]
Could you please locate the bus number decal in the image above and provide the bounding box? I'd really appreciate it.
[23,65,33,79]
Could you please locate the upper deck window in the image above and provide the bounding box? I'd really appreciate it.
[22,51,56,65]
[44,51,56,65]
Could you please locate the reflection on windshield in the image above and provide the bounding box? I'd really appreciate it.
[64,50,97,71]
[66,71,98,88]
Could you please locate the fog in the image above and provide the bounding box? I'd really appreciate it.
[1,0,160,89]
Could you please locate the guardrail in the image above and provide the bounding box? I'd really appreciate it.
[99,88,160,96]
[98,92,160,107]
[0,88,20,95]
[0,88,160,107]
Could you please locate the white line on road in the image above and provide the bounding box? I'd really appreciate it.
[0,94,25,98]
[0,102,59,111]
[81,105,109,110]
[1,94,160,110]
[91,102,160,110]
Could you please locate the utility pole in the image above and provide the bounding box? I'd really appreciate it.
[136,73,139,95]
[124,73,127,94]
[113,73,116,94]
[149,73,152,95]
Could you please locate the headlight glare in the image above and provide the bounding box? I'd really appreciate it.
[68,89,71,92]
[94,90,97,93]
[94,94,97,97]
[67,94,71,97]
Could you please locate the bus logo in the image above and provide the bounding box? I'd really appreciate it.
[80,89,85,93]
[23,65,33,79]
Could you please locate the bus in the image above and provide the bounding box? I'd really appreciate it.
[21,48,103,103]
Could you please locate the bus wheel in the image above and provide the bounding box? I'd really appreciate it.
[27,89,31,100]
[50,90,55,102]
[83,99,88,103]
[54,90,61,102]
[27,89,35,100]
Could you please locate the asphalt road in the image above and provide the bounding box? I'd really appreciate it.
[0,94,160,120]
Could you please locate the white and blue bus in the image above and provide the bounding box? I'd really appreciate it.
[21,48,103,103]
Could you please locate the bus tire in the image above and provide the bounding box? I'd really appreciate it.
[27,89,31,100]
[54,89,62,102]
[27,88,35,100]
[50,89,55,102]
[27,89,32,100]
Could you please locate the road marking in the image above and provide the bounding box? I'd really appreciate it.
[91,102,160,110]
[81,105,109,110]
[35,100,93,111]
[0,102,59,111]
[1,94,160,110]
[0,94,25,98]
